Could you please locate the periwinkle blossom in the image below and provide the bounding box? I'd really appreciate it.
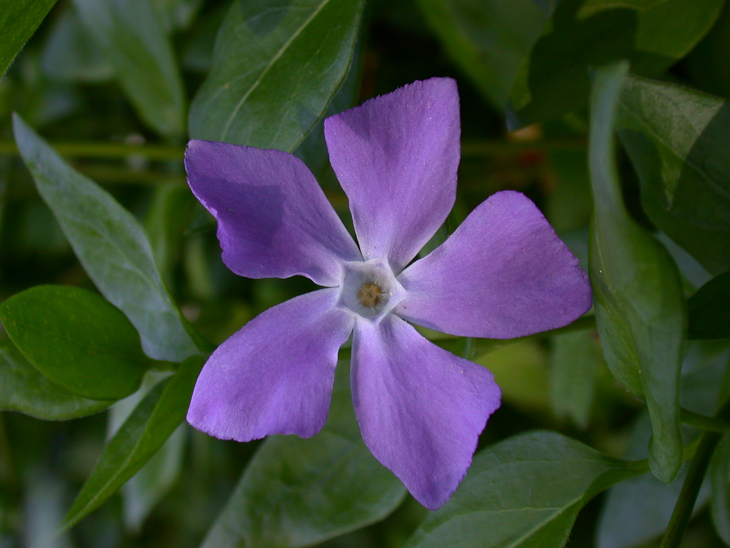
[184,78,592,510]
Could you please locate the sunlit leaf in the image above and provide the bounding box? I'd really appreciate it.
[188,0,364,152]
[13,114,199,363]
[588,61,685,482]
[0,285,148,401]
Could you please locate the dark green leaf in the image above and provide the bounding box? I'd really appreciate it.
[188,0,364,152]
[589,61,685,482]
[13,114,199,363]
[416,0,554,108]
[618,75,730,275]
[0,285,148,401]
[688,272,730,340]
[0,0,57,77]
[549,330,601,428]
[405,431,643,548]
[200,363,406,548]
[62,356,204,529]
[71,0,186,137]
[508,0,723,128]
[0,339,110,420]
[710,433,730,545]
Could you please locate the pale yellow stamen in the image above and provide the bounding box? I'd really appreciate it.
[358,283,383,308]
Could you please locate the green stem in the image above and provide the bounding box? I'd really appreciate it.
[660,400,730,548]
[0,140,184,160]
[681,409,730,433]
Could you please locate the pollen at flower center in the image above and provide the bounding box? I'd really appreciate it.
[358,283,384,308]
[339,258,406,321]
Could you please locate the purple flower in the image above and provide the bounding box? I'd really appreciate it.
[184,78,592,510]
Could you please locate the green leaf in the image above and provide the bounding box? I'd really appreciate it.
[41,6,114,82]
[199,363,406,548]
[0,0,58,77]
[71,0,186,137]
[405,431,644,548]
[62,356,204,529]
[710,433,730,545]
[188,0,364,152]
[416,0,554,108]
[0,285,148,401]
[549,329,601,428]
[508,0,724,128]
[13,114,199,363]
[688,272,730,340]
[588,62,685,482]
[617,75,730,275]
[0,339,110,420]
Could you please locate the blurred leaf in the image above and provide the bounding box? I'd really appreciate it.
[189,0,364,151]
[0,339,110,420]
[416,0,554,108]
[122,426,186,531]
[0,285,148,401]
[475,340,549,413]
[688,272,730,340]
[545,150,594,233]
[508,0,723,128]
[588,62,685,482]
[405,431,643,548]
[0,0,57,77]
[71,0,186,137]
[549,330,601,428]
[62,356,204,529]
[200,363,406,548]
[618,75,730,274]
[144,183,197,286]
[13,114,199,363]
[710,433,730,546]
[152,0,203,32]
[41,6,114,82]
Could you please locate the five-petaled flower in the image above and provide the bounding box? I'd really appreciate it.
[184,78,592,510]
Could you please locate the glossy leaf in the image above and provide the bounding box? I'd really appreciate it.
[688,271,730,340]
[0,339,110,420]
[62,356,204,529]
[417,0,554,108]
[405,431,643,548]
[72,0,186,137]
[188,0,364,152]
[13,114,199,363]
[199,364,406,548]
[589,62,685,482]
[508,0,723,128]
[618,75,730,275]
[0,285,148,401]
[0,0,57,77]
[549,330,601,428]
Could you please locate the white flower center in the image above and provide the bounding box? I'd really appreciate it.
[339,258,405,321]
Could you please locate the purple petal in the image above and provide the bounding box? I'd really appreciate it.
[185,140,361,286]
[396,191,592,338]
[324,78,460,272]
[187,289,354,441]
[351,315,501,510]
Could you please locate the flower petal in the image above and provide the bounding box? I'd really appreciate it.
[351,315,501,510]
[185,140,361,286]
[324,78,460,272]
[396,191,592,338]
[187,289,354,441]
